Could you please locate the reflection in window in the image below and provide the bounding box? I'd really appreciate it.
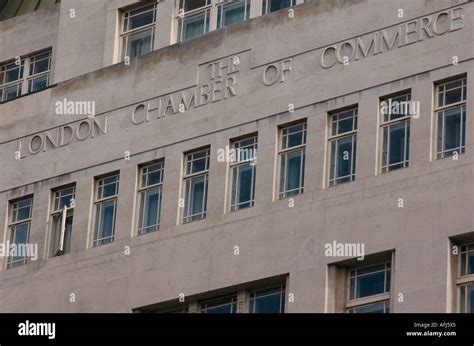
[249,285,285,313]
[50,186,76,256]
[263,0,296,14]
[201,294,237,313]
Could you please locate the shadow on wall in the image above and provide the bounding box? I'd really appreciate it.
[0,0,60,22]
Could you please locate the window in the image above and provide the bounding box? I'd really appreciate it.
[217,0,250,29]
[183,148,210,223]
[200,294,238,313]
[50,186,75,257]
[93,174,119,246]
[263,0,296,14]
[380,93,411,173]
[121,3,157,60]
[230,136,257,211]
[347,263,391,313]
[178,0,211,42]
[249,285,285,313]
[435,77,467,159]
[0,49,51,102]
[7,197,33,269]
[328,108,357,186]
[138,161,164,235]
[458,244,474,313]
[278,122,306,199]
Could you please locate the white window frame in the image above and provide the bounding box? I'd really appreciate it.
[457,243,474,313]
[435,77,467,159]
[93,174,120,247]
[278,122,306,199]
[217,0,250,29]
[345,262,391,313]
[0,49,51,102]
[229,135,257,212]
[182,148,210,223]
[380,93,411,173]
[328,108,357,187]
[137,160,164,235]
[50,186,76,257]
[262,0,297,15]
[7,197,33,269]
[120,2,158,61]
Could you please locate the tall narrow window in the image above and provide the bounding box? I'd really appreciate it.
[435,77,467,159]
[0,49,51,102]
[347,263,391,313]
[248,285,285,313]
[263,0,296,14]
[121,3,157,60]
[217,0,250,29]
[138,161,164,235]
[7,197,33,269]
[230,136,257,211]
[380,93,411,173]
[178,0,211,42]
[183,148,210,223]
[50,186,75,257]
[458,244,474,313]
[94,174,119,246]
[328,108,357,186]
[278,122,306,199]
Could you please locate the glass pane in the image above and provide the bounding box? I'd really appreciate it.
[201,295,237,313]
[182,0,208,12]
[187,150,209,174]
[4,64,22,83]
[10,223,29,264]
[444,87,463,105]
[95,199,116,245]
[182,12,209,41]
[269,0,293,12]
[468,284,474,313]
[63,215,73,254]
[126,6,155,31]
[139,187,161,234]
[28,74,48,93]
[443,108,462,152]
[184,175,208,222]
[354,269,386,299]
[126,28,153,58]
[31,56,50,75]
[4,83,21,101]
[335,136,353,181]
[221,1,246,27]
[142,163,163,187]
[285,150,303,196]
[13,199,32,222]
[232,164,255,210]
[388,122,406,166]
[250,287,284,313]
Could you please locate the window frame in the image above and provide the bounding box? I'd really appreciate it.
[434,77,467,160]
[137,160,164,235]
[262,0,297,15]
[177,0,212,42]
[217,0,251,29]
[0,49,52,102]
[345,262,391,313]
[182,147,210,224]
[6,196,34,269]
[50,185,76,257]
[379,92,411,173]
[93,173,120,247]
[120,2,158,60]
[457,243,474,313]
[278,122,307,199]
[328,107,358,187]
[229,135,257,212]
